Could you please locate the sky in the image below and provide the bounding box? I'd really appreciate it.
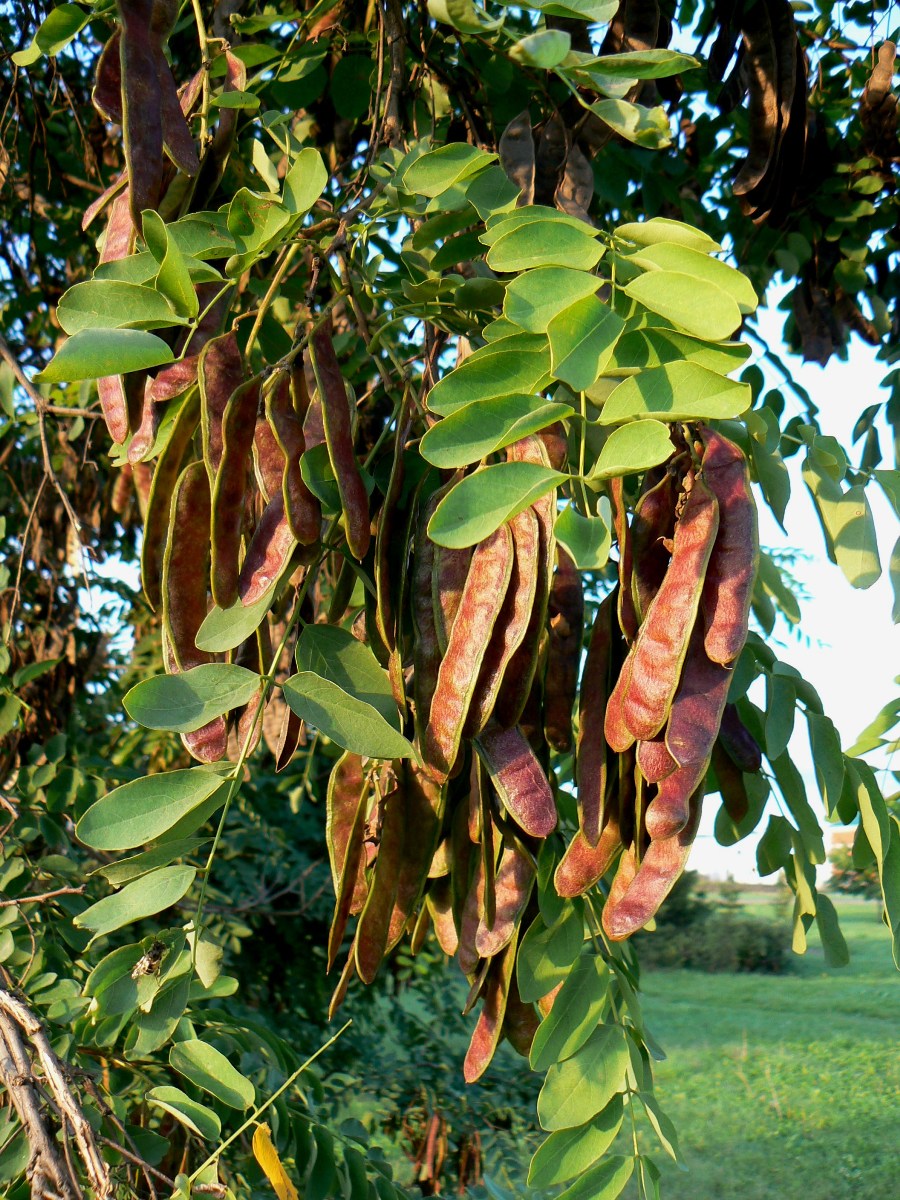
[689,302,900,882]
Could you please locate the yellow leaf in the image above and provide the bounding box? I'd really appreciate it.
[252,1123,299,1200]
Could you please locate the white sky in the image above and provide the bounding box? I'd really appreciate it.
[691,304,900,881]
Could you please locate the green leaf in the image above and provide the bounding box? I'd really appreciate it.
[890,535,900,624]
[77,769,226,851]
[605,326,750,375]
[12,3,88,65]
[421,396,571,469]
[504,268,601,333]
[802,462,881,588]
[615,217,721,253]
[73,866,197,941]
[639,1092,680,1160]
[537,1024,630,1130]
[590,420,673,479]
[624,271,742,340]
[169,1040,256,1110]
[145,1087,221,1141]
[554,504,611,569]
[427,462,565,549]
[427,0,503,34]
[143,212,199,320]
[530,955,610,1071]
[517,906,583,1003]
[402,144,495,198]
[210,89,260,109]
[814,893,849,967]
[764,671,795,760]
[124,665,262,733]
[93,839,207,887]
[528,1097,624,1188]
[282,147,329,215]
[427,340,551,415]
[548,296,625,390]
[35,330,175,383]
[482,206,592,245]
[465,165,520,220]
[282,674,413,759]
[295,625,400,728]
[487,221,604,273]
[598,362,751,424]
[806,712,844,819]
[12,658,61,688]
[586,49,700,79]
[195,588,278,654]
[226,188,291,277]
[57,281,184,334]
[590,99,671,148]
[557,1153,634,1200]
[509,29,571,68]
[627,242,758,313]
[528,0,618,20]
[756,815,794,876]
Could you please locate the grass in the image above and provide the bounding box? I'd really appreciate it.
[627,895,900,1199]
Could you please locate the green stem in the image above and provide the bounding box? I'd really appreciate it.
[245,242,301,363]
[189,0,211,148]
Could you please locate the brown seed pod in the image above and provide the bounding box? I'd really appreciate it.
[310,325,371,560]
[463,935,518,1083]
[141,388,200,610]
[386,763,446,951]
[265,373,321,545]
[576,590,617,844]
[457,854,486,977]
[96,192,137,444]
[719,702,763,773]
[543,546,584,752]
[356,781,407,984]
[199,332,244,482]
[711,741,750,825]
[630,466,678,622]
[118,0,166,224]
[636,734,677,785]
[499,110,536,205]
[476,723,557,838]
[424,524,515,781]
[698,426,759,665]
[610,477,639,643]
[211,378,260,608]
[475,838,535,959]
[433,541,473,653]
[425,876,459,956]
[620,474,720,742]
[238,496,299,607]
[554,806,623,899]
[412,489,443,750]
[326,753,373,972]
[502,974,540,1057]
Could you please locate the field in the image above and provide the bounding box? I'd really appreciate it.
[633,895,900,1199]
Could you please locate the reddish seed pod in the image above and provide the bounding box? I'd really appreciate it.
[412,488,443,752]
[118,0,166,225]
[631,467,679,621]
[424,525,514,781]
[199,332,244,483]
[636,734,677,785]
[554,812,622,898]
[266,373,320,545]
[310,326,371,560]
[147,357,200,405]
[433,541,473,652]
[475,839,535,958]
[326,754,372,972]
[386,763,445,951]
[502,975,540,1057]
[698,426,760,665]
[253,412,284,503]
[621,474,720,742]
[127,382,163,463]
[426,877,459,956]
[211,377,260,609]
[111,464,133,515]
[610,477,639,643]
[457,855,486,977]
[475,722,557,838]
[576,590,616,844]
[141,388,200,610]
[604,643,637,754]
[544,546,584,752]
[538,420,568,471]
[464,936,517,1083]
[238,496,299,607]
[95,192,137,443]
[356,783,407,984]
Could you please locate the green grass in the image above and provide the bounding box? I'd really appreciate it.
[628,896,900,1199]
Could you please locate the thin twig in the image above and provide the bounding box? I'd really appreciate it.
[0,885,86,908]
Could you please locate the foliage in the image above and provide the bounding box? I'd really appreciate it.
[1,2,900,1199]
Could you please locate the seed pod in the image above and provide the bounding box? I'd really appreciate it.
[499,110,535,205]
[636,734,677,785]
[272,704,304,772]
[604,642,637,753]
[386,764,446,951]
[111,464,133,515]
[476,722,557,838]
[719,702,763,773]
[475,839,535,958]
[465,507,540,737]
[211,378,259,608]
[127,382,163,463]
[142,388,200,609]
[630,466,678,621]
[538,421,568,472]
[602,791,704,941]
[424,525,515,781]
[471,756,497,929]
[555,144,594,222]
[433,541,473,653]
[147,358,200,405]
[253,410,284,503]
[464,935,518,1083]
[621,474,720,741]
[698,426,759,665]
[412,494,441,750]
[327,754,372,972]
[356,782,408,984]
[494,437,556,729]
[328,947,356,1020]
[161,463,227,763]
[199,332,244,483]
[711,741,750,824]
[118,0,166,224]
[544,547,584,752]
[132,460,152,520]
[555,813,623,898]
[240,497,299,608]
[96,192,137,443]
[375,402,412,658]
[266,373,320,545]
[310,326,371,560]
[610,477,638,643]
[576,590,616,844]
[426,877,459,956]
[457,855,486,977]
[232,628,266,759]
[502,975,540,1057]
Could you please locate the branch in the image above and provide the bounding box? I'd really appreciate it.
[381,0,406,147]
[0,885,86,908]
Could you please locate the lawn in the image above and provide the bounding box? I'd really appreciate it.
[631,896,900,1199]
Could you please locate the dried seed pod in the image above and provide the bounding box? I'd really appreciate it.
[476,722,557,838]
[199,332,244,482]
[96,192,137,443]
[630,466,678,621]
[211,378,260,608]
[426,876,459,956]
[141,388,200,609]
[433,541,473,653]
[620,475,720,742]
[544,547,584,752]
[424,525,515,781]
[538,421,568,472]
[127,382,163,463]
[534,114,569,205]
[555,813,623,898]
[502,975,540,1057]
[310,325,371,560]
[555,144,594,222]
[719,702,763,773]
[238,496,300,607]
[457,855,486,977]
[465,507,540,737]
[576,590,616,844]
[111,464,133,515]
[636,734,677,785]
[386,764,446,950]
[499,110,536,205]
[266,373,320,545]
[471,756,497,929]
[602,791,703,941]
[610,477,639,643]
[356,782,406,984]
[326,753,372,972]
[375,403,412,659]
[412,488,443,750]
[464,935,518,1083]
[118,0,166,223]
[698,426,759,665]
[475,839,535,959]
[232,628,266,758]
